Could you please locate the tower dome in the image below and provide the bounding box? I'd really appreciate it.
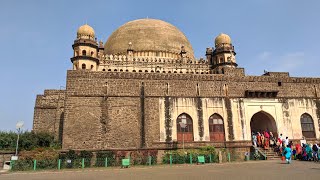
[104,18,194,59]
[215,33,231,46]
[77,24,95,38]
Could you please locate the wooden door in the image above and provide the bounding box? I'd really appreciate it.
[177,113,194,142]
[209,114,225,142]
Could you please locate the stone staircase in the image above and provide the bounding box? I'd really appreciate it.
[257,147,281,160]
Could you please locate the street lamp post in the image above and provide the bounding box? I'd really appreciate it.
[15,121,24,156]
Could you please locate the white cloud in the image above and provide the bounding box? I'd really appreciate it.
[256,51,305,73]
[257,51,272,61]
[273,52,305,72]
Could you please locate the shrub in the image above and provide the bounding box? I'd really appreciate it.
[11,148,59,171]
[0,131,60,151]
[95,151,116,167]
[79,150,93,167]
[162,146,218,164]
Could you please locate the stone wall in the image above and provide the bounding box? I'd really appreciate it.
[33,69,320,150]
[33,90,65,140]
[65,70,320,98]
[62,97,103,149]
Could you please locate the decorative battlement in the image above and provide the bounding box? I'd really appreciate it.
[97,54,210,74]
[100,54,207,64]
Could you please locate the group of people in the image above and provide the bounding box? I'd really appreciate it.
[293,143,319,162]
[252,132,320,164]
[251,131,278,149]
[279,142,319,164]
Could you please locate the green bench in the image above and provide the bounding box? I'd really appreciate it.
[197,156,205,164]
[121,158,130,168]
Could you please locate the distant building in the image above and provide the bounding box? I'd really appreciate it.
[33,19,320,151]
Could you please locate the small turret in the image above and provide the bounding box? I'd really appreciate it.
[127,42,134,59]
[209,33,237,74]
[180,45,187,63]
[71,24,99,71]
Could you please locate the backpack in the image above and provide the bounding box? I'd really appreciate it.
[312,144,318,151]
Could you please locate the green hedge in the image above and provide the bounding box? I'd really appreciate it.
[162,146,218,164]
[0,131,60,151]
[59,150,93,168]
[95,151,116,167]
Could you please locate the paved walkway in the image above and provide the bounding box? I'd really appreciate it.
[1,160,320,180]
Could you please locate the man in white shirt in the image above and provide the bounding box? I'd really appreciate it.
[284,137,289,146]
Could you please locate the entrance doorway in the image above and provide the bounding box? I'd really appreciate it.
[250,111,278,137]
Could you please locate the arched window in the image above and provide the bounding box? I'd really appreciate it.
[300,113,315,138]
[82,50,86,56]
[209,114,225,141]
[176,113,193,142]
[91,51,94,56]
[81,63,86,70]
[91,65,94,69]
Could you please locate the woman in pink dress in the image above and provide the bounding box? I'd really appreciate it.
[264,131,270,149]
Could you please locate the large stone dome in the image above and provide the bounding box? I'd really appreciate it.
[104,18,194,59]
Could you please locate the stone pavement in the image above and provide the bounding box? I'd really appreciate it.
[1,160,319,180]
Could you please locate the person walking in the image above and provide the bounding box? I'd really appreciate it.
[252,132,257,147]
[312,143,319,162]
[278,133,283,148]
[283,145,292,164]
[284,137,289,147]
[306,144,312,161]
[269,132,275,147]
[257,132,262,147]
[264,131,270,149]
[261,134,265,148]
[295,143,302,160]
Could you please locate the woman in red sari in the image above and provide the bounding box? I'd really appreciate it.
[295,143,302,159]
[257,132,262,147]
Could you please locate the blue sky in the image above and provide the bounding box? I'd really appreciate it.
[1,0,320,131]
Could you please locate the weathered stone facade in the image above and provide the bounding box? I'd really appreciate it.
[33,18,320,151]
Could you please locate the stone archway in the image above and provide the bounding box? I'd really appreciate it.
[250,111,278,137]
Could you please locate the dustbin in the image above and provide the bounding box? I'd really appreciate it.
[3,161,11,170]
[245,152,250,161]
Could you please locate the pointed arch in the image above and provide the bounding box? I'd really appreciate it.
[208,113,225,141]
[176,113,193,142]
[250,111,277,137]
[300,113,315,138]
